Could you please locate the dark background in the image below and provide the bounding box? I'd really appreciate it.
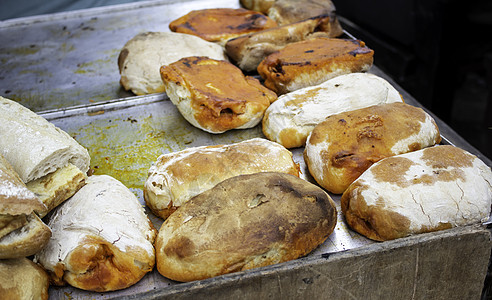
[1,0,491,160]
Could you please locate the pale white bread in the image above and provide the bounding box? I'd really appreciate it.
[0,97,90,183]
[0,153,46,239]
[262,73,404,148]
[240,0,275,13]
[144,138,300,220]
[34,175,156,292]
[225,15,339,72]
[26,163,86,218]
[118,31,228,95]
[155,172,337,282]
[341,145,492,241]
[0,258,50,300]
[0,213,51,259]
[160,57,277,134]
[304,102,441,194]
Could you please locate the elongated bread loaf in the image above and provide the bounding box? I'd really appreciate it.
[118,31,228,95]
[156,172,337,282]
[262,73,403,148]
[341,145,492,241]
[144,138,300,220]
[0,258,50,300]
[35,175,156,292]
[0,97,90,183]
[304,102,441,194]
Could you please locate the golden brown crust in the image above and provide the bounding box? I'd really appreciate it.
[160,56,277,133]
[240,0,275,13]
[304,102,441,194]
[0,258,50,300]
[257,38,374,94]
[155,172,337,282]
[268,0,342,30]
[169,8,278,45]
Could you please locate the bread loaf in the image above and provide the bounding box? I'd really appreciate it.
[169,8,278,46]
[144,138,300,220]
[35,175,156,292]
[304,102,441,194]
[160,56,277,134]
[240,0,275,13]
[341,145,492,241]
[268,0,342,30]
[155,172,337,282]
[225,15,340,72]
[118,31,228,95]
[262,73,403,148]
[257,38,374,95]
[0,258,50,300]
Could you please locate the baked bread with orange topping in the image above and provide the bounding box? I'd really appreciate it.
[304,102,441,194]
[169,8,278,46]
[341,145,492,241]
[160,56,277,134]
[257,37,374,94]
[226,15,340,72]
[144,138,300,220]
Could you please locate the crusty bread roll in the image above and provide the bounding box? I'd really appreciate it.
[0,97,89,183]
[160,56,277,134]
[155,172,337,282]
[341,145,492,241]
[268,0,342,30]
[263,73,403,148]
[118,31,228,95]
[304,102,441,194]
[240,0,275,13]
[0,213,51,259]
[35,175,156,292]
[0,97,89,217]
[169,8,278,46]
[225,15,340,72]
[257,38,374,95]
[144,138,300,220]
[0,258,50,300]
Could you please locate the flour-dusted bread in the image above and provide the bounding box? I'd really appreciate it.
[169,8,278,46]
[268,0,342,27]
[160,56,277,134]
[144,138,300,220]
[263,73,403,148]
[118,31,228,95]
[226,15,340,72]
[240,0,275,13]
[0,97,89,216]
[257,38,374,95]
[155,172,337,282]
[0,258,50,300]
[341,145,492,241]
[35,175,156,292]
[304,102,441,194]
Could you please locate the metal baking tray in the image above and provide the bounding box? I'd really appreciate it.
[1,1,491,299]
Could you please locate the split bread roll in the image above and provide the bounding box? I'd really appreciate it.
[304,102,441,194]
[118,31,228,95]
[0,97,89,217]
[155,172,337,282]
[160,56,277,134]
[0,258,50,300]
[341,145,492,241]
[257,37,374,95]
[225,15,341,72]
[35,175,156,292]
[262,73,403,148]
[144,138,300,220]
[169,8,278,46]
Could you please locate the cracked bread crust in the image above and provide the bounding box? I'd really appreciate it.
[257,37,374,95]
[34,175,156,292]
[341,145,492,241]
